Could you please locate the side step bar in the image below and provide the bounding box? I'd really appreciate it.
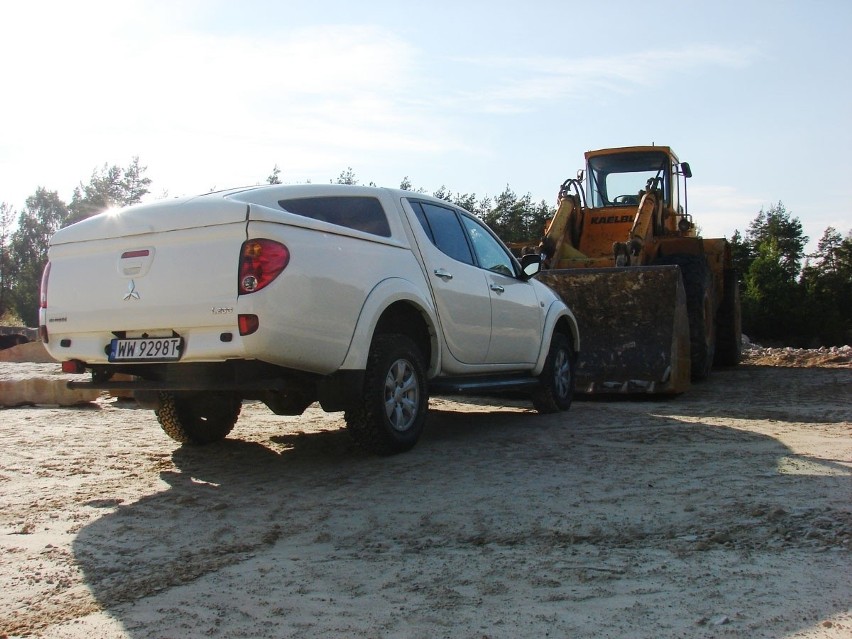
[429,375,540,396]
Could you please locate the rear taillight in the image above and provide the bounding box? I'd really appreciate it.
[40,261,51,308]
[61,360,86,374]
[238,239,289,294]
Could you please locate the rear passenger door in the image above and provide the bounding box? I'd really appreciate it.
[408,201,492,365]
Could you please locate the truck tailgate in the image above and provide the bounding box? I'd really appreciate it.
[44,220,247,363]
[48,222,244,324]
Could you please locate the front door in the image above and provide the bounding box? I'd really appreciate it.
[459,215,542,364]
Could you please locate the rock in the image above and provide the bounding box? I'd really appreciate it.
[0,343,133,405]
[0,373,100,406]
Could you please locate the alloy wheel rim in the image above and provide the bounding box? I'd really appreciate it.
[384,358,419,432]
[553,350,571,398]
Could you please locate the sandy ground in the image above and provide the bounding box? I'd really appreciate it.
[0,351,850,638]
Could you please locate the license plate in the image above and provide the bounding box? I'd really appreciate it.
[109,337,183,362]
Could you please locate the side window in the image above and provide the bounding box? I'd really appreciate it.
[461,215,517,277]
[415,202,474,265]
[278,196,391,237]
[409,201,435,244]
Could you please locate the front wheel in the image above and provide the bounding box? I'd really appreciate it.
[656,254,716,380]
[156,391,241,444]
[532,333,575,413]
[345,334,428,455]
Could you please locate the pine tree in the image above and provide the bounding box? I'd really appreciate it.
[9,189,69,325]
[67,157,151,225]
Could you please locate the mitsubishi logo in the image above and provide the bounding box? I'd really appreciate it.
[123,279,141,301]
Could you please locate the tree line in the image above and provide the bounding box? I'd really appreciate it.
[730,203,852,346]
[1,161,849,346]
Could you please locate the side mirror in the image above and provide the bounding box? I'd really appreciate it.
[521,253,542,277]
[680,162,692,179]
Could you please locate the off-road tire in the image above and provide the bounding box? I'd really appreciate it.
[532,332,575,413]
[714,268,742,366]
[156,391,241,444]
[345,334,427,455]
[656,254,716,380]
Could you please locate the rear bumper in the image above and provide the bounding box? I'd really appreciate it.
[66,361,366,413]
[44,324,250,365]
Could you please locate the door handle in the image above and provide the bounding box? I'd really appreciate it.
[490,284,505,293]
[433,269,453,281]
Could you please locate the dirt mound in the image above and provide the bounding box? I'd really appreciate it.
[0,340,56,363]
[742,342,852,368]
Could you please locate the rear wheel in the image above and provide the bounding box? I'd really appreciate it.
[345,334,428,455]
[656,254,716,379]
[714,268,742,366]
[532,333,575,413]
[156,391,241,444]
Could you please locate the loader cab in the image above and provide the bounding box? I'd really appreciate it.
[584,146,692,240]
[585,148,674,209]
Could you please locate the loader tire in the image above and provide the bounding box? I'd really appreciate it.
[156,391,241,444]
[656,254,715,380]
[532,333,575,413]
[345,334,428,455]
[714,268,742,366]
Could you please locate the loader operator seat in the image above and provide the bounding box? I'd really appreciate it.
[612,194,640,206]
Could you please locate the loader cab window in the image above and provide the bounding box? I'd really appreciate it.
[586,151,670,208]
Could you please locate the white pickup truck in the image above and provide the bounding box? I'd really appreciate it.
[39,184,580,454]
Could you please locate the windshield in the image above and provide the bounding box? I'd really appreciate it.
[586,151,669,208]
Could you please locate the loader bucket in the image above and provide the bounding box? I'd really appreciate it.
[537,265,691,395]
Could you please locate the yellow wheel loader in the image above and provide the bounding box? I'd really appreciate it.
[523,146,741,394]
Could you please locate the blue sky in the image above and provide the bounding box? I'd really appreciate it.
[1,0,849,252]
